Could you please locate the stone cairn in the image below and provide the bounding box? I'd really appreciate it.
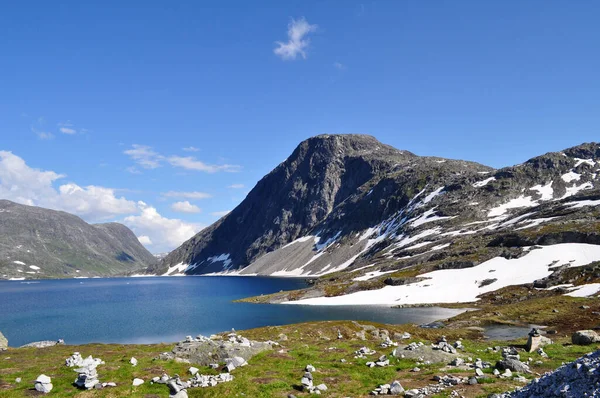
[300,364,328,394]
[65,352,108,390]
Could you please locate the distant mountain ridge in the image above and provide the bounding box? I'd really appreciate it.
[0,200,156,279]
[154,135,600,282]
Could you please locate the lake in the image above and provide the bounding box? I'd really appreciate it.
[0,277,465,347]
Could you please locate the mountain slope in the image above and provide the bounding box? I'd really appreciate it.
[0,200,156,279]
[156,136,600,300]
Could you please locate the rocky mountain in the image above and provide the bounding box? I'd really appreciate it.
[154,134,600,303]
[0,200,157,279]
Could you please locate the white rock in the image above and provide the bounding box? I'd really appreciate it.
[36,374,52,384]
[130,357,138,366]
[189,366,199,375]
[132,378,144,386]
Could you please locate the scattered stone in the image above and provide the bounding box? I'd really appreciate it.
[390,380,404,395]
[498,350,600,397]
[354,346,376,358]
[278,333,288,341]
[450,357,464,366]
[225,356,247,372]
[496,358,531,374]
[537,348,548,358]
[34,374,53,393]
[15,377,21,383]
[189,366,199,375]
[132,378,144,386]
[412,367,421,372]
[0,331,7,351]
[475,368,485,377]
[130,357,138,366]
[20,339,65,348]
[468,377,478,385]
[572,330,600,345]
[306,364,316,372]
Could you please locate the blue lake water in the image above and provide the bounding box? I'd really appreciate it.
[0,277,465,347]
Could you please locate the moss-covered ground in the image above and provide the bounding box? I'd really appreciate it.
[1,300,599,398]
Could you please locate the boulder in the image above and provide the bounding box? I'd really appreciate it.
[496,358,531,374]
[0,331,7,350]
[20,339,64,348]
[130,357,138,366]
[390,380,404,395]
[132,378,144,386]
[165,334,273,366]
[572,330,600,345]
[34,374,53,393]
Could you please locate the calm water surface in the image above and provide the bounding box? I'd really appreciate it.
[0,277,465,347]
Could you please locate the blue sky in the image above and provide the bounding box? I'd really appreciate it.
[1,1,599,252]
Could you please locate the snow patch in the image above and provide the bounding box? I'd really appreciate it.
[473,177,495,188]
[423,186,445,204]
[565,283,600,297]
[13,260,26,265]
[573,158,596,167]
[409,208,455,228]
[562,182,594,199]
[529,181,553,200]
[286,243,600,306]
[282,236,314,249]
[488,196,537,217]
[353,270,396,282]
[561,171,581,183]
[207,253,232,269]
[29,265,40,270]
[566,199,600,209]
[162,263,188,276]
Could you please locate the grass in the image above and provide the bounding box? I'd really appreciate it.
[1,316,599,397]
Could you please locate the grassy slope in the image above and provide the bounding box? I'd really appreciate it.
[1,307,599,398]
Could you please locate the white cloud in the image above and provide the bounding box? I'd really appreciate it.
[183,146,199,152]
[59,127,76,134]
[167,156,241,173]
[124,202,201,253]
[58,121,77,134]
[228,184,245,189]
[138,235,152,245]
[0,151,137,221]
[124,145,241,173]
[162,191,212,199]
[171,200,201,213]
[274,17,318,60]
[211,210,231,217]
[124,144,163,169]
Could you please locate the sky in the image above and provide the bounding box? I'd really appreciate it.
[1,1,599,253]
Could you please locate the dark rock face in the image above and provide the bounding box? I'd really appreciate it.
[0,200,156,279]
[155,135,600,278]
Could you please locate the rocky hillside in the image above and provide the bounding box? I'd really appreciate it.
[155,134,600,303]
[0,200,156,279]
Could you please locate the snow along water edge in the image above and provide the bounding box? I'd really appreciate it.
[283,243,600,306]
